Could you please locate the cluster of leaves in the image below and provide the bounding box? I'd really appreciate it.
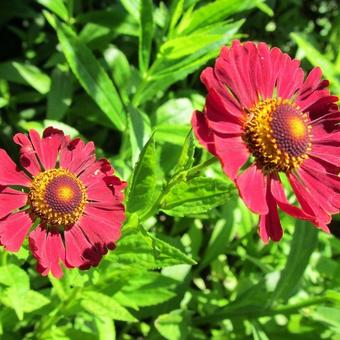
[0,0,339,339]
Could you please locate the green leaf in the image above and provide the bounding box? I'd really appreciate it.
[126,136,158,217]
[0,62,51,94]
[168,0,184,37]
[0,264,29,289]
[271,220,319,303]
[176,0,261,34]
[103,45,132,103]
[127,105,152,163]
[54,19,126,131]
[139,0,154,74]
[115,272,177,307]
[95,316,116,340]
[155,309,190,340]
[161,177,233,217]
[133,20,243,105]
[0,287,27,320]
[37,0,69,21]
[291,32,340,92]
[172,130,195,175]
[47,68,73,120]
[22,290,51,313]
[110,214,195,268]
[81,291,137,322]
[312,306,340,330]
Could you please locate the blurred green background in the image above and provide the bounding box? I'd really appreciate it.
[0,0,339,339]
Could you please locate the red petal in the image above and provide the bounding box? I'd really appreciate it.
[78,214,121,253]
[13,133,41,176]
[288,174,330,232]
[29,226,66,278]
[0,187,27,219]
[28,129,64,170]
[0,212,33,251]
[60,139,96,176]
[270,175,314,221]
[192,110,217,156]
[215,42,257,108]
[0,150,31,186]
[259,181,283,243]
[214,133,249,180]
[64,225,102,269]
[236,165,268,214]
[204,89,243,134]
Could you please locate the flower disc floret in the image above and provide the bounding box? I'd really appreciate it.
[29,169,87,226]
[243,98,312,173]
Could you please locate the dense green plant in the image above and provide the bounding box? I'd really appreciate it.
[0,0,339,339]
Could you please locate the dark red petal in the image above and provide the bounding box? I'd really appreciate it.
[78,214,121,253]
[298,67,322,100]
[85,203,125,227]
[270,175,313,221]
[299,167,340,212]
[0,150,31,186]
[205,89,243,134]
[0,187,27,219]
[288,174,330,232]
[28,129,64,170]
[259,179,283,243]
[13,133,41,176]
[236,164,268,215]
[29,226,66,278]
[60,138,96,176]
[214,41,258,108]
[276,56,304,98]
[64,225,102,269]
[0,212,33,251]
[201,67,244,119]
[214,133,249,180]
[192,110,217,156]
[255,42,274,99]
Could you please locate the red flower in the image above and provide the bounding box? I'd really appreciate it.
[0,127,125,277]
[192,40,340,242]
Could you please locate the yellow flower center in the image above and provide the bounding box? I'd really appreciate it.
[243,98,312,173]
[29,169,87,226]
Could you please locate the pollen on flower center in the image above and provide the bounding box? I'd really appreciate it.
[243,98,312,173]
[29,169,87,226]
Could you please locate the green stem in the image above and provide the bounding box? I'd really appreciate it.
[36,287,80,338]
[186,157,218,177]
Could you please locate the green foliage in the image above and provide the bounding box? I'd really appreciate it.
[0,0,339,339]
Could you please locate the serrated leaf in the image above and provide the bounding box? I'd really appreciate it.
[22,290,50,313]
[0,61,51,94]
[115,272,177,307]
[161,177,233,217]
[271,220,318,303]
[139,0,154,73]
[0,264,29,290]
[111,214,195,268]
[54,19,126,131]
[81,291,137,322]
[126,136,158,217]
[172,130,195,175]
[0,287,27,320]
